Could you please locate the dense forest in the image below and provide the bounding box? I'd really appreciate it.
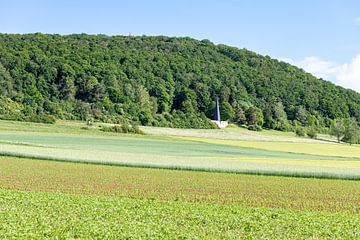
[0,33,359,133]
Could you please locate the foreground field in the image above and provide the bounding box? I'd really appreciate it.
[0,156,359,239]
[0,120,359,179]
[1,189,359,239]
[1,156,359,213]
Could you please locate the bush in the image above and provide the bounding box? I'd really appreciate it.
[295,127,305,137]
[306,128,317,139]
[27,114,56,124]
[100,124,144,134]
[170,111,217,129]
[0,113,56,124]
[247,125,262,131]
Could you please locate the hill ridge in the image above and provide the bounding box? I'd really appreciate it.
[0,33,359,129]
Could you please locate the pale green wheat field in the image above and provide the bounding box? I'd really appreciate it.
[0,120,359,179]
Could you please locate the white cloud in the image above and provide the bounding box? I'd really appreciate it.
[336,55,360,92]
[280,55,360,93]
[297,57,342,80]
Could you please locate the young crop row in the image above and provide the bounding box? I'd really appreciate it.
[1,156,359,213]
[1,144,359,180]
[0,189,359,239]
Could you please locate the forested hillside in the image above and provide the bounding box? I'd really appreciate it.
[0,33,359,130]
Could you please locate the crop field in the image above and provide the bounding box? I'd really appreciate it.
[1,189,359,239]
[0,120,359,179]
[182,137,360,159]
[1,156,359,213]
[0,120,359,238]
[0,156,359,239]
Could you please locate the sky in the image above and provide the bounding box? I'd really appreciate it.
[1,0,360,92]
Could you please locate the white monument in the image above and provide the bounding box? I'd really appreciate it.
[211,96,228,128]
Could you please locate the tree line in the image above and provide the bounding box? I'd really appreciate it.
[0,34,359,142]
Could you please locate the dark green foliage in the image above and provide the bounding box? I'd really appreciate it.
[329,118,360,144]
[295,128,305,137]
[171,111,218,129]
[262,99,289,131]
[0,33,359,129]
[233,105,246,125]
[246,107,264,127]
[247,125,262,131]
[330,119,346,143]
[0,113,56,124]
[306,128,317,139]
[342,118,360,145]
[100,124,144,134]
[0,64,12,96]
[220,102,234,121]
[295,106,308,126]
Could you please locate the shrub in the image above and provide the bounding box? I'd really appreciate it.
[100,124,144,134]
[247,125,262,131]
[170,111,217,129]
[27,114,56,124]
[295,128,305,137]
[306,128,317,139]
[0,113,56,124]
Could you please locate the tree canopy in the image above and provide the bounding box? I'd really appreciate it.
[0,33,359,129]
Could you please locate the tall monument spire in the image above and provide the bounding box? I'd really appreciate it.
[211,95,228,128]
[214,95,221,122]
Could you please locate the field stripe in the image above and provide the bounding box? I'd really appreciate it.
[0,150,359,180]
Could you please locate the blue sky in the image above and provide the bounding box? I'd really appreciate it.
[1,0,360,92]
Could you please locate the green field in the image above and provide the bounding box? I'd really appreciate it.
[0,120,359,238]
[0,156,359,239]
[1,189,359,239]
[0,120,359,179]
[1,156,359,213]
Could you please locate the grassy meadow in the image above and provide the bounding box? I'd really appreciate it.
[0,119,359,238]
